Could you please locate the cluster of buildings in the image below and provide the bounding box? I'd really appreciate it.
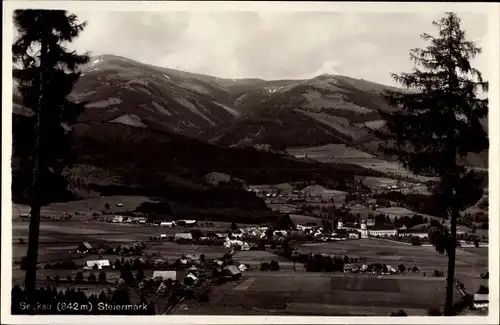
[337,218,429,239]
[250,183,347,204]
[111,215,147,224]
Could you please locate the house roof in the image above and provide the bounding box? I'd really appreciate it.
[85,260,110,267]
[152,270,179,281]
[367,225,397,231]
[224,265,241,275]
[473,294,489,302]
[80,242,92,249]
[178,219,197,224]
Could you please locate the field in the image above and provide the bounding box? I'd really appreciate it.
[12,195,156,218]
[286,144,436,182]
[10,197,488,316]
[374,207,442,222]
[172,273,450,316]
[170,238,488,316]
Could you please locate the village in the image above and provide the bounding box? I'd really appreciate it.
[12,176,489,316]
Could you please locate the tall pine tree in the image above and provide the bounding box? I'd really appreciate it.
[377,12,488,315]
[12,9,89,294]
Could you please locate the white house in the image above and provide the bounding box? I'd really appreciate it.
[367,225,398,237]
[112,215,124,223]
[84,259,111,270]
[366,218,376,227]
[160,221,175,227]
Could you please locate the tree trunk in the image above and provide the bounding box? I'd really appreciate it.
[444,204,458,316]
[24,28,48,295]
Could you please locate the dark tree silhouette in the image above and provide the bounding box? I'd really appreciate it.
[75,271,84,284]
[377,12,487,316]
[13,9,89,294]
[98,271,107,283]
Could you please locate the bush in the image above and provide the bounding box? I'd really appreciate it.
[66,275,73,283]
[269,260,280,271]
[75,272,84,283]
[390,309,407,316]
[55,276,60,284]
[260,262,270,271]
[427,308,442,316]
[98,271,107,283]
[433,270,444,277]
[88,273,97,283]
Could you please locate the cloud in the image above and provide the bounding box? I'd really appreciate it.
[69,11,488,86]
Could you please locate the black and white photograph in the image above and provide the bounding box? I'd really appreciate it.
[2,1,498,323]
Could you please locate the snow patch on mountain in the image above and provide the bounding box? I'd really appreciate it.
[109,114,146,128]
[87,97,122,109]
[174,97,216,126]
[363,120,385,130]
[180,82,211,95]
[152,101,172,116]
[212,101,241,117]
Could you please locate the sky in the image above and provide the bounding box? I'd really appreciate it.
[68,11,489,87]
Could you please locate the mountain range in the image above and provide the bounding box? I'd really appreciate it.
[68,54,401,152]
[11,54,488,212]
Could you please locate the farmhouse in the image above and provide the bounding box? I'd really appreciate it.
[77,242,93,254]
[339,219,399,238]
[366,218,376,227]
[184,273,198,285]
[368,225,398,237]
[152,270,186,281]
[175,233,193,241]
[177,219,197,227]
[398,229,429,239]
[112,215,124,223]
[160,221,175,227]
[344,263,358,272]
[473,294,489,309]
[84,259,110,270]
[221,265,242,280]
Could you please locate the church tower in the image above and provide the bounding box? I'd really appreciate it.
[360,219,368,238]
[337,218,343,230]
